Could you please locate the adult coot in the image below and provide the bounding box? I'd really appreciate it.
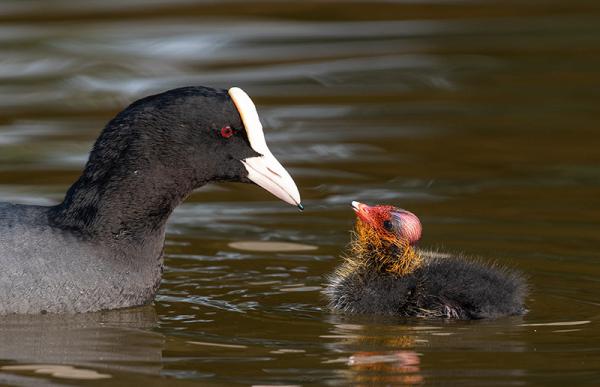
[0,86,301,314]
[325,201,527,319]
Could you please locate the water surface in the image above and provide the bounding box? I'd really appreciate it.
[0,1,599,385]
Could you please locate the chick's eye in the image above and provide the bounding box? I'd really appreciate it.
[220,126,234,138]
[382,220,393,231]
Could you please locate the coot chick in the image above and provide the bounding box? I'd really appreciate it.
[325,202,526,319]
[0,86,301,315]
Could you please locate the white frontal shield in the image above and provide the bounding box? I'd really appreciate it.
[228,87,302,208]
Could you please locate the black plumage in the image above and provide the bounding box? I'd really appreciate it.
[0,86,300,315]
[325,202,527,319]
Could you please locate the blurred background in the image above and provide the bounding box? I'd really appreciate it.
[0,0,599,385]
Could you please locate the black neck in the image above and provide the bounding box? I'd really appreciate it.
[50,165,202,241]
[48,116,206,241]
[47,85,253,241]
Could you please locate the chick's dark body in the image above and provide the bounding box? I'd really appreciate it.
[327,251,527,319]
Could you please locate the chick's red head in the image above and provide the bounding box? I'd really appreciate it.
[351,201,422,245]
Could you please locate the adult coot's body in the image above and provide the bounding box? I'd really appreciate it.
[0,86,302,314]
[325,202,526,319]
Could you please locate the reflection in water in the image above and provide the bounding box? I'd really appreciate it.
[1,365,110,381]
[323,321,424,385]
[0,307,163,384]
[228,240,318,252]
[322,315,538,386]
[349,351,423,385]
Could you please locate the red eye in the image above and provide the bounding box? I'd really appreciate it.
[220,126,234,138]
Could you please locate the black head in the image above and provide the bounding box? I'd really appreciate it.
[85,86,301,203]
[97,87,250,183]
[53,86,301,237]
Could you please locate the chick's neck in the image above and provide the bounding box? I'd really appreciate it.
[348,219,423,276]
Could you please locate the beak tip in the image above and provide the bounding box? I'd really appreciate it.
[297,203,304,211]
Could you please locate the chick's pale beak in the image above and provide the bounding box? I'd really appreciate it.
[351,201,371,223]
[229,87,302,209]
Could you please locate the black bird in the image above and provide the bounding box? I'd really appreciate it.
[0,86,302,314]
[325,201,527,319]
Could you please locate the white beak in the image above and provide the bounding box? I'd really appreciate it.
[228,87,302,209]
